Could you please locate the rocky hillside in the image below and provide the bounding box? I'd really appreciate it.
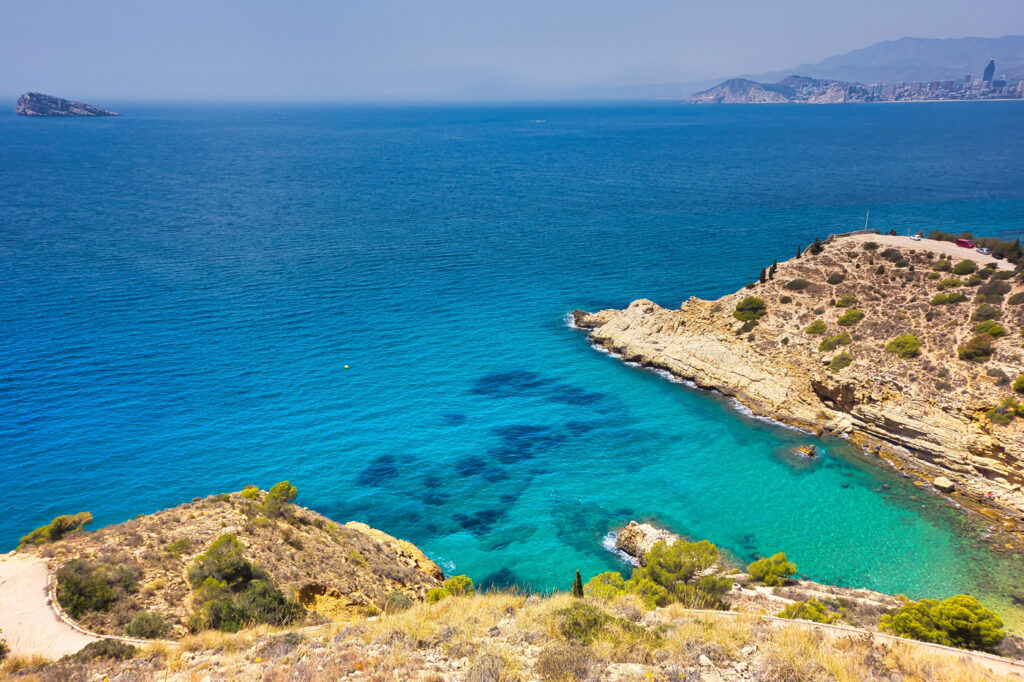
[574,234,1024,527]
[688,76,863,104]
[20,486,442,638]
[15,92,118,116]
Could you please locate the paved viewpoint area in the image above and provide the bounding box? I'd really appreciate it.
[0,552,97,658]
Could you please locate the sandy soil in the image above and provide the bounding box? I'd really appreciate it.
[0,552,97,659]
[840,233,1014,270]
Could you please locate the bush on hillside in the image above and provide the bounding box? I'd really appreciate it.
[952,259,977,275]
[932,259,952,272]
[972,304,1002,321]
[1008,292,1024,305]
[829,352,853,373]
[784,279,811,291]
[826,273,845,285]
[56,560,118,618]
[261,480,298,517]
[805,320,827,335]
[747,552,796,587]
[777,599,836,624]
[957,334,995,362]
[125,611,168,639]
[885,334,922,358]
[862,241,879,251]
[0,630,9,663]
[584,572,628,600]
[427,575,476,603]
[383,591,412,613]
[837,308,865,326]
[70,639,138,662]
[779,295,792,304]
[1014,374,1024,394]
[733,296,767,321]
[985,398,1023,426]
[818,331,852,353]
[937,278,963,290]
[834,294,858,308]
[18,512,93,548]
[630,540,732,610]
[880,595,1004,652]
[972,320,1006,338]
[930,292,966,305]
[880,248,902,262]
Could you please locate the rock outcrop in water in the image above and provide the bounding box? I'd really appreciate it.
[614,521,680,564]
[575,234,1024,532]
[15,92,118,117]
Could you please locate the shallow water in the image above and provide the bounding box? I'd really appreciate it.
[2,102,1024,624]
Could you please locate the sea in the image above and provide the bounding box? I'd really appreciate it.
[3,101,1024,622]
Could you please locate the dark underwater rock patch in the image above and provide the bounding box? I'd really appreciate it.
[470,370,603,406]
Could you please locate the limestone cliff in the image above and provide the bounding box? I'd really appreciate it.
[575,234,1024,526]
[15,92,118,116]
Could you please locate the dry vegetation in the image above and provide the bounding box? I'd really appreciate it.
[3,592,1018,681]
[22,488,442,637]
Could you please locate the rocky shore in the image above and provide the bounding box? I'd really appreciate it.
[574,234,1024,539]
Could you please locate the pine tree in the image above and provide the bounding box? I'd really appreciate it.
[769,260,778,280]
[759,268,767,284]
[572,569,583,598]
[796,245,802,259]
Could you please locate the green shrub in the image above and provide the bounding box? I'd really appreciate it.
[628,540,732,610]
[188,534,265,590]
[0,632,7,663]
[818,331,852,352]
[880,248,902,262]
[426,575,475,602]
[125,611,168,639]
[958,334,995,362]
[555,602,609,645]
[383,591,412,613]
[167,538,191,556]
[952,259,977,275]
[972,320,1006,338]
[18,512,93,548]
[584,572,628,600]
[261,481,298,517]
[826,273,845,285]
[1014,374,1024,394]
[777,599,836,624]
[930,292,966,305]
[739,319,758,333]
[829,353,853,373]
[347,551,366,566]
[834,294,858,308]
[875,265,885,275]
[966,273,983,286]
[1008,292,1024,305]
[779,295,792,304]
[885,334,922,358]
[747,552,796,587]
[241,487,260,501]
[985,399,1022,426]
[863,241,879,250]
[733,296,767,321]
[805,320,827,335]
[71,639,137,662]
[935,380,953,391]
[937,278,963,290]
[972,304,1001,321]
[880,595,1004,652]
[56,560,116,617]
[932,259,952,272]
[837,309,865,326]
[784,279,811,291]
[927,272,940,280]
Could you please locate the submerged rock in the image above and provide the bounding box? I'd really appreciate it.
[794,444,818,458]
[15,92,118,116]
[615,521,680,565]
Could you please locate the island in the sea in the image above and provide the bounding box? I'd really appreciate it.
[15,92,118,116]
[575,232,1024,531]
[689,59,1023,104]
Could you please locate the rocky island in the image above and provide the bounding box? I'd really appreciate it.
[574,233,1024,531]
[15,92,118,116]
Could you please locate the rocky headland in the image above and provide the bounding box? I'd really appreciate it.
[574,233,1024,535]
[15,92,118,116]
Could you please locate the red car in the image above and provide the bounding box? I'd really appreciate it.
[956,238,975,248]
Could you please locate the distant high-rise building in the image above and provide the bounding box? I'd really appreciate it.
[983,59,996,83]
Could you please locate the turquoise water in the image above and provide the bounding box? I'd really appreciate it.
[3,102,1024,620]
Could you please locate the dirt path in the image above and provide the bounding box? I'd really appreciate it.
[839,232,1014,270]
[0,552,98,659]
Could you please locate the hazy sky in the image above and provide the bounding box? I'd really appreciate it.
[3,0,1023,100]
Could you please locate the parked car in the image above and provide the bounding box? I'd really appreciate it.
[977,247,992,255]
[993,252,1006,260]
[909,234,922,241]
[956,238,975,248]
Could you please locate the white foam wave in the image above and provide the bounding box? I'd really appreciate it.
[601,531,640,567]
[727,397,811,434]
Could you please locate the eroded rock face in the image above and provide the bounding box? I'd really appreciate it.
[15,92,118,116]
[615,521,680,565]
[577,235,1024,525]
[345,521,444,581]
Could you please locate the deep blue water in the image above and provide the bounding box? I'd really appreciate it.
[3,102,1024,620]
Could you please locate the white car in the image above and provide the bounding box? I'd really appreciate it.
[909,234,922,241]
[977,247,992,255]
